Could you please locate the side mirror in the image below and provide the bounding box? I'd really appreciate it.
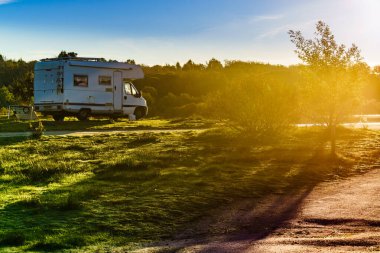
[134,91,142,98]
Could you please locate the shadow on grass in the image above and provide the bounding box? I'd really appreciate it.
[149,129,360,252]
[41,119,112,131]
[0,136,29,146]
[0,117,113,132]
[0,127,372,252]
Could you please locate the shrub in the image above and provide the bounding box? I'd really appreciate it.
[206,76,298,138]
[29,121,45,139]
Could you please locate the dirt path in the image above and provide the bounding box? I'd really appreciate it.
[135,169,380,253]
[249,169,380,253]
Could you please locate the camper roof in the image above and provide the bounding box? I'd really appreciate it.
[36,57,144,79]
[41,57,106,62]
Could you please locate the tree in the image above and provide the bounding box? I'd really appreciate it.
[206,75,298,137]
[289,21,368,155]
[373,65,380,75]
[58,51,78,58]
[207,58,223,71]
[0,86,15,108]
[182,60,195,71]
[182,60,205,71]
[175,62,181,70]
[125,59,136,64]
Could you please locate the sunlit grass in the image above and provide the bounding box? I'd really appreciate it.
[0,126,378,252]
[0,116,213,132]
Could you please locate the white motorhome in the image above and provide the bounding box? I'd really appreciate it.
[34,57,148,121]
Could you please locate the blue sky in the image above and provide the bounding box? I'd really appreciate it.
[0,0,379,66]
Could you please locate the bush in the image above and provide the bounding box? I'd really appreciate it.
[29,121,45,139]
[206,76,299,137]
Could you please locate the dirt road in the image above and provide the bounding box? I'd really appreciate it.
[249,169,380,253]
[136,169,380,253]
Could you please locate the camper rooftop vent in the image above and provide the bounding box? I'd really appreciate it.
[41,57,106,62]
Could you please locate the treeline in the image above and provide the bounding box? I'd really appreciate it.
[1,54,380,122]
[0,55,34,107]
[136,59,380,117]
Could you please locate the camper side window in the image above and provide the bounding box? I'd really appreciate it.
[99,76,112,85]
[74,75,88,87]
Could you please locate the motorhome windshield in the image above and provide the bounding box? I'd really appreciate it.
[123,81,138,95]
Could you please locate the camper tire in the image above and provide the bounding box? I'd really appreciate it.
[77,109,90,121]
[134,107,145,120]
[53,114,65,122]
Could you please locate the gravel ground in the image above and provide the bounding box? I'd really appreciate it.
[135,169,380,253]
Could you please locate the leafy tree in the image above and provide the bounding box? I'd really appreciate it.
[207,58,223,71]
[125,59,136,64]
[206,71,298,137]
[175,62,181,70]
[58,51,78,58]
[182,60,205,71]
[182,60,195,71]
[373,65,380,75]
[289,21,368,155]
[10,70,34,104]
[0,86,15,107]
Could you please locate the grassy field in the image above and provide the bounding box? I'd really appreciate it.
[0,120,379,252]
[0,116,214,132]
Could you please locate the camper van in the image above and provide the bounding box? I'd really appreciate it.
[34,57,148,121]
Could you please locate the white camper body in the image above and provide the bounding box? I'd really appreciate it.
[34,58,148,121]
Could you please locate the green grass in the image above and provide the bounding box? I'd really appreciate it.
[0,116,214,132]
[0,125,378,252]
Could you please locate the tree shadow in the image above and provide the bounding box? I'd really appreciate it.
[0,127,365,252]
[0,136,29,146]
[304,218,380,227]
[152,131,358,252]
[41,119,113,131]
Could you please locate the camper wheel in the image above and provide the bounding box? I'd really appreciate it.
[53,114,65,122]
[134,107,146,120]
[77,109,90,121]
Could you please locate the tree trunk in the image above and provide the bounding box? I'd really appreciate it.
[328,114,336,156]
[330,123,336,156]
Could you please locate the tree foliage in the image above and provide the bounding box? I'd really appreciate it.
[207,58,223,71]
[207,73,298,137]
[0,86,15,107]
[58,51,78,58]
[0,55,34,105]
[289,21,369,154]
[0,49,379,141]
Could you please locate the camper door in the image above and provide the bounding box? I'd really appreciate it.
[113,71,123,112]
[123,81,140,114]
